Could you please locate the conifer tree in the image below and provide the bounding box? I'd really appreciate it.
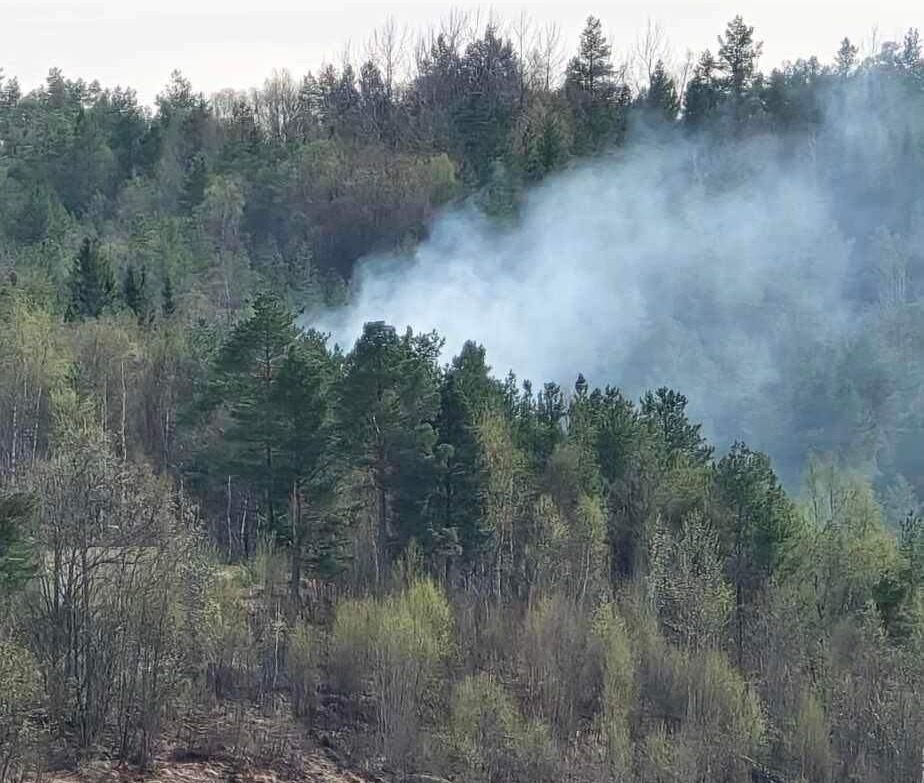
[644,60,680,121]
[270,331,341,592]
[0,492,36,594]
[566,16,615,97]
[714,442,798,668]
[66,237,115,320]
[430,343,502,577]
[161,272,176,317]
[683,50,722,125]
[122,264,151,325]
[336,322,442,579]
[717,15,763,97]
[201,292,299,538]
[565,16,629,150]
[835,37,859,77]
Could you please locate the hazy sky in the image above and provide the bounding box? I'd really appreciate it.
[1,0,920,104]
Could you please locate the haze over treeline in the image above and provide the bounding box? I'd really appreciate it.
[2,12,924,783]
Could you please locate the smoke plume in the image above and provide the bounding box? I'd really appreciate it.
[315,77,924,490]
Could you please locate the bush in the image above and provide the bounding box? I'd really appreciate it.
[519,594,596,742]
[331,577,453,767]
[287,619,320,719]
[448,673,557,783]
[201,566,256,699]
[591,602,635,777]
[0,641,41,783]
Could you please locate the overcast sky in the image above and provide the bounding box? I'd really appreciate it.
[1,0,920,104]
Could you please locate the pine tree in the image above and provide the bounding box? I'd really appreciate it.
[566,16,615,97]
[270,331,341,593]
[835,37,859,77]
[201,292,300,539]
[717,15,763,96]
[640,387,713,466]
[67,237,115,320]
[457,25,520,180]
[565,16,628,151]
[336,322,442,579]
[714,442,798,668]
[430,343,502,577]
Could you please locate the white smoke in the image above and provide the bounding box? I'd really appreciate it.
[312,83,920,484]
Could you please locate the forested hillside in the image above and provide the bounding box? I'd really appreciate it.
[2,13,924,783]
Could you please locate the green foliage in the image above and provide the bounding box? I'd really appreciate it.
[331,578,452,765]
[0,641,41,783]
[336,322,442,571]
[647,512,733,648]
[643,60,680,121]
[590,603,635,776]
[565,16,631,150]
[1,16,924,782]
[286,619,321,719]
[0,493,36,593]
[448,673,558,783]
[66,237,115,320]
[122,264,152,325]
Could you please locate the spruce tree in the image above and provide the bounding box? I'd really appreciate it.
[0,492,36,594]
[645,60,680,121]
[683,50,722,126]
[122,264,151,325]
[67,237,115,320]
[161,272,176,317]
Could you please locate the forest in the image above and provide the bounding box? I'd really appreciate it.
[1,11,924,783]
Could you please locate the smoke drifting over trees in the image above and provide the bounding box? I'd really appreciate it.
[322,66,924,491]
[2,12,924,783]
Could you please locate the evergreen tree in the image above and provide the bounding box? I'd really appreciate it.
[640,387,713,466]
[200,292,299,539]
[122,264,151,325]
[683,50,722,126]
[67,237,115,320]
[714,442,798,668]
[270,331,342,591]
[566,16,615,97]
[717,15,763,97]
[181,152,208,212]
[336,322,442,579]
[565,16,629,150]
[0,492,36,594]
[161,272,176,317]
[430,343,502,578]
[644,59,680,121]
[835,37,859,77]
[457,26,520,180]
